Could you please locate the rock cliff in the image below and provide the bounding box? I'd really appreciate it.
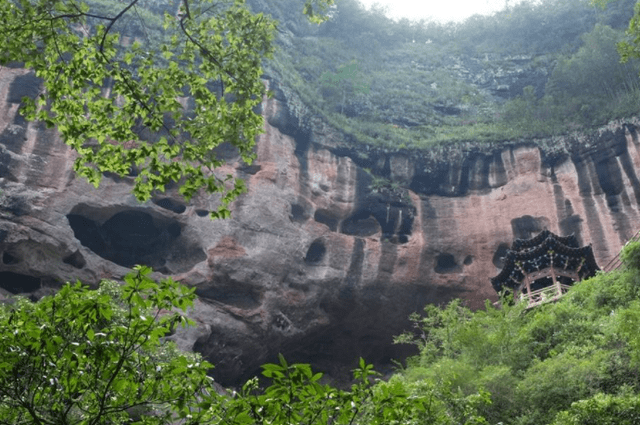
[1,65,640,386]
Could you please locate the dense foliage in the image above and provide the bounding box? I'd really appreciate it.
[0,265,488,425]
[392,242,640,424]
[0,265,211,424]
[3,247,640,424]
[264,0,640,150]
[0,0,278,219]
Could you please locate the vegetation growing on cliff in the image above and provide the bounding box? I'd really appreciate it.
[262,0,640,150]
[391,241,640,424]
[0,265,487,424]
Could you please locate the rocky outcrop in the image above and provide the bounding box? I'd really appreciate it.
[1,65,640,386]
[415,53,552,100]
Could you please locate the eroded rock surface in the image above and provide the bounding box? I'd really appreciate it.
[1,66,640,386]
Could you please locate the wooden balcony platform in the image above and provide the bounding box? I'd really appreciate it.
[520,283,573,309]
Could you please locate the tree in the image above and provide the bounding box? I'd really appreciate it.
[547,24,639,101]
[0,265,437,425]
[597,0,640,66]
[302,0,336,24]
[0,265,214,424]
[319,60,370,115]
[0,0,333,220]
[0,0,277,220]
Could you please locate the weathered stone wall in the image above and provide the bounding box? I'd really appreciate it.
[1,66,639,386]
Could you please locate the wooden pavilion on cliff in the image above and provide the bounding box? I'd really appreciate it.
[490,230,600,309]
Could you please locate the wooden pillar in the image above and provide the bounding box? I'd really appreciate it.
[551,266,562,297]
[524,274,532,305]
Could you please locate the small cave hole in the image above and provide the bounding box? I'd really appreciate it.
[195,209,209,217]
[314,210,338,232]
[463,255,473,265]
[2,252,20,265]
[240,164,261,175]
[341,210,381,237]
[290,203,308,223]
[511,215,546,240]
[305,239,326,265]
[153,198,186,214]
[62,250,86,269]
[435,253,458,274]
[197,284,261,310]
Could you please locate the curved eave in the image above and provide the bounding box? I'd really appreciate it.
[491,233,599,294]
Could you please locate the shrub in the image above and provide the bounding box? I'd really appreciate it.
[620,240,640,269]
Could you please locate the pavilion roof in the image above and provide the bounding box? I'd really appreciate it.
[490,230,599,293]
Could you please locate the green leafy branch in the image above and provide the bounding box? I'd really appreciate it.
[0,0,276,220]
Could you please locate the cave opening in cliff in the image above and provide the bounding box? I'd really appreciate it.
[435,253,458,273]
[152,197,187,214]
[2,251,20,265]
[305,239,326,264]
[66,206,206,274]
[0,271,41,294]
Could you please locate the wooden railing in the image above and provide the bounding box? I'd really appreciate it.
[602,229,640,272]
[520,283,573,309]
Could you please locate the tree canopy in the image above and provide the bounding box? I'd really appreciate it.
[0,265,213,424]
[0,265,480,425]
[0,0,334,220]
[0,0,279,219]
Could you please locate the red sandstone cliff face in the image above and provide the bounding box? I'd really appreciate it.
[1,67,639,385]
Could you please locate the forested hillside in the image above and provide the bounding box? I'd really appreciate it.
[252,0,640,149]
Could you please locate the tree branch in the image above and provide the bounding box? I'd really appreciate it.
[100,0,141,53]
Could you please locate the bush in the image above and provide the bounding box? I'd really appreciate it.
[551,392,640,425]
[620,240,640,269]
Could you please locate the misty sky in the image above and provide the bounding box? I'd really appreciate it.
[356,0,510,23]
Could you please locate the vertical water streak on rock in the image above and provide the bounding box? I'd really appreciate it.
[489,151,508,188]
[574,154,609,259]
[592,138,636,245]
[469,153,491,191]
[344,237,365,290]
[618,146,640,207]
[375,239,398,284]
[552,182,567,222]
[334,155,357,207]
[395,209,403,235]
